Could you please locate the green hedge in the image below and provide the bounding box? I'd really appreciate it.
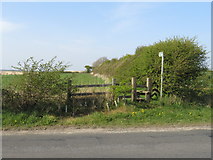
[93,37,210,103]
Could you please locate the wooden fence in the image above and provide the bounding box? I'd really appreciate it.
[67,77,153,104]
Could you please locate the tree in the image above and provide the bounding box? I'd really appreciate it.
[85,65,92,73]
[92,57,108,68]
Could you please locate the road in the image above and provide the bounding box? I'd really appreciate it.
[2,128,212,158]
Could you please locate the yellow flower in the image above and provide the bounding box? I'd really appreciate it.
[132,112,137,116]
[141,109,145,113]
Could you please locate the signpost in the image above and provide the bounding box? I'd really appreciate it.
[159,52,164,98]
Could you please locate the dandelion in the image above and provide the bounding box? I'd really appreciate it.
[132,112,137,116]
[141,109,145,113]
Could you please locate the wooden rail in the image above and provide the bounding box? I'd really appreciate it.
[74,84,114,88]
[71,92,110,96]
[67,77,152,103]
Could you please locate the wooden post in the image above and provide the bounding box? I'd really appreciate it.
[145,78,152,102]
[112,78,116,86]
[112,78,116,101]
[67,79,72,114]
[131,77,137,102]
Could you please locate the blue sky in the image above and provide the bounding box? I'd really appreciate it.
[1,2,211,70]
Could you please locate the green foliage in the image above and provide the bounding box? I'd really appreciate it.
[186,70,212,106]
[2,72,109,116]
[85,65,92,73]
[3,57,70,113]
[2,110,58,128]
[111,81,132,99]
[94,37,208,102]
[92,57,108,68]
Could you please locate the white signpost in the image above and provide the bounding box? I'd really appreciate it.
[159,52,164,98]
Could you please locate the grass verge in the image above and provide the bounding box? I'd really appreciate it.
[2,102,211,130]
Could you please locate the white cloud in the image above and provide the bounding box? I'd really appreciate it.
[0,20,23,33]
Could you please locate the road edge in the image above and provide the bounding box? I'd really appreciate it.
[2,124,212,135]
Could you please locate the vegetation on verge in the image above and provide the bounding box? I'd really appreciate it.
[2,97,211,129]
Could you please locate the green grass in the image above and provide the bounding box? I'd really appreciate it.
[2,111,58,129]
[71,73,105,85]
[1,73,106,89]
[0,75,23,89]
[2,103,211,130]
[60,104,211,127]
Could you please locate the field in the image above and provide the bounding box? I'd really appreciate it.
[1,72,106,89]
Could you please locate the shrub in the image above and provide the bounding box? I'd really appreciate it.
[3,57,71,114]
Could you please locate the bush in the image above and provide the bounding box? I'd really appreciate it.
[3,57,71,114]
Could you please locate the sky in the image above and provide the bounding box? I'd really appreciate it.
[0,1,211,71]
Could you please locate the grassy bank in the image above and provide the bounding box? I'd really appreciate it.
[2,101,211,130]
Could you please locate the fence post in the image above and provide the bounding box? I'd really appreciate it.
[145,78,152,102]
[112,78,116,99]
[67,79,72,115]
[112,78,118,107]
[131,77,137,102]
[112,78,116,86]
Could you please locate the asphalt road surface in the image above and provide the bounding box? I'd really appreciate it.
[2,128,212,158]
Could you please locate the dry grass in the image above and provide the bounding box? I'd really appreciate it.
[107,105,135,114]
